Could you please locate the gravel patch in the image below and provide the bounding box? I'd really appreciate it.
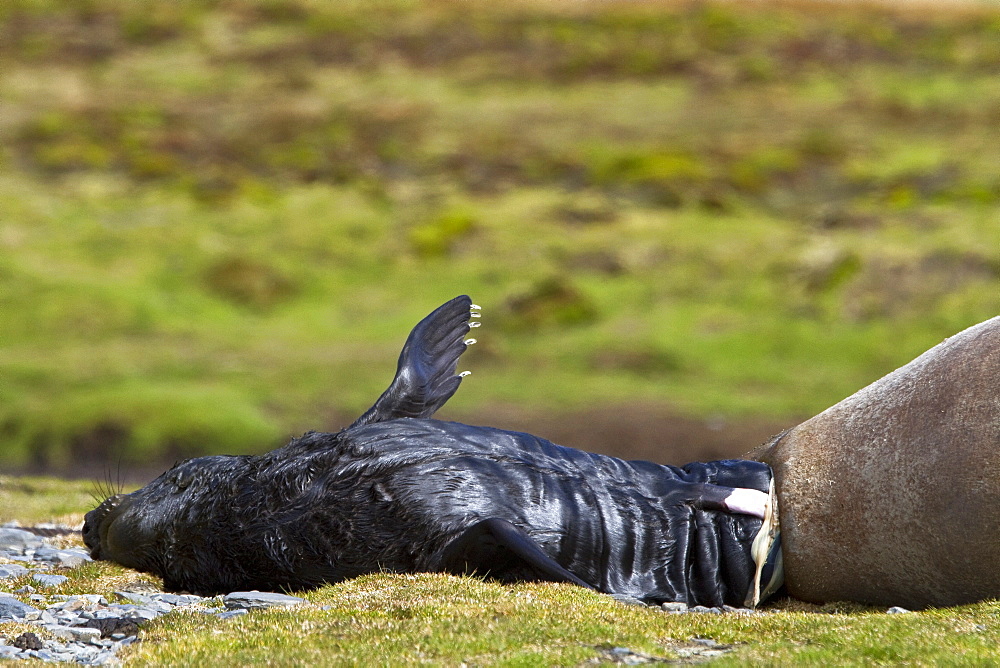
[1,522,306,665]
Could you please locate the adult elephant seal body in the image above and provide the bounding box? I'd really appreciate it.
[84,296,777,606]
[754,316,1000,608]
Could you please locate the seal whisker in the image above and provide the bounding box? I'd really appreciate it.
[88,477,112,509]
[114,456,125,496]
[92,478,105,504]
[105,466,117,500]
[90,463,120,507]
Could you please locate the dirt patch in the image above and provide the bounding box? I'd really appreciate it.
[453,403,793,466]
[12,404,796,484]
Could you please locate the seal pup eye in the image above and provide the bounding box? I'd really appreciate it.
[171,470,194,491]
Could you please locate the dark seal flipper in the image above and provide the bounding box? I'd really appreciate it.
[440,518,593,589]
[349,295,477,429]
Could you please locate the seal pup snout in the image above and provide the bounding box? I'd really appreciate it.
[82,494,124,560]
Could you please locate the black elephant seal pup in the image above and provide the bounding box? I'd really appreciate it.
[84,296,781,607]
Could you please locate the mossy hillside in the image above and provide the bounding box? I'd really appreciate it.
[1,0,999,466]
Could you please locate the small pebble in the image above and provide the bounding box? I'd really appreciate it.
[689,605,724,614]
[115,592,152,605]
[610,594,647,607]
[12,632,44,651]
[887,606,910,614]
[0,527,45,551]
[0,595,41,620]
[692,638,725,647]
[0,564,30,579]
[33,573,70,588]
[223,591,306,610]
[47,625,103,643]
[84,617,141,638]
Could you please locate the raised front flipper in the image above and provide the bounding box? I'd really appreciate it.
[439,518,593,589]
[349,295,478,429]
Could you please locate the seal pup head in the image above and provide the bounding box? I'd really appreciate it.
[81,461,185,570]
[83,453,255,590]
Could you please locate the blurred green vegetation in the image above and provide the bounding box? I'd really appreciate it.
[1,0,998,468]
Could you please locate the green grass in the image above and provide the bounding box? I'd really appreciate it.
[1,0,999,466]
[0,475,112,527]
[4,476,1000,666]
[127,577,1000,666]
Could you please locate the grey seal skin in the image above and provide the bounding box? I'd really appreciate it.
[84,296,775,606]
[753,315,1000,609]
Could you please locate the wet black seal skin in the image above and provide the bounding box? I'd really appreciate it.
[84,296,771,606]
